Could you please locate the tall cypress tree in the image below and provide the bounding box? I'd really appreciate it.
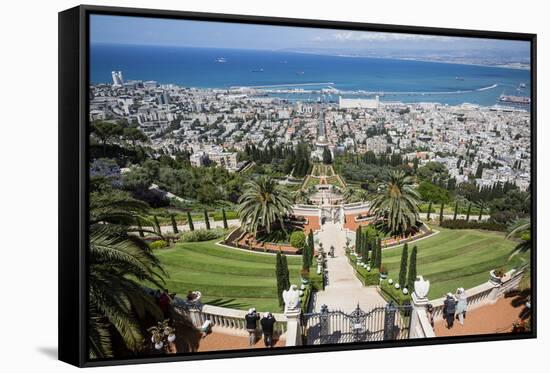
[453,202,458,221]
[308,230,315,265]
[204,209,211,230]
[170,214,179,234]
[407,246,418,290]
[355,226,362,256]
[427,201,432,221]
[370,236,377,266]
[136,216,144,238]
[276,252,285,307]
[281,254,290,293]
[222,208,228,229]
[187,211,194,231]
[376,237,383,269]
[478,204,484,221]
[466,203,472,222]
[399,243,409,287]
[302,242,311,270]
[439,202,445,223]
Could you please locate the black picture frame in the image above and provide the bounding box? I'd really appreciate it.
[59,4,537,368]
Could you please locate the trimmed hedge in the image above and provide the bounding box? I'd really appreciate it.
[356,266,380,286]
[379,280,411,306]
[347,252,380,286]
[179,228,227,242]
[440,220,506,232]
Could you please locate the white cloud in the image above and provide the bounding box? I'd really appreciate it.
[314,31,452,42]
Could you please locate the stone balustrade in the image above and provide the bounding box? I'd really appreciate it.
[430,269,523,321]
[175,302,288,336]
[409,268,524,338]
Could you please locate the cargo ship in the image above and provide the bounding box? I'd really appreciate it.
[498,94,531,105]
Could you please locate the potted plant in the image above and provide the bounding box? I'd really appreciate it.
[490,267,506,284]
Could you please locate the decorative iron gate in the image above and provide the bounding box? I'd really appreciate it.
[301,303,412,345]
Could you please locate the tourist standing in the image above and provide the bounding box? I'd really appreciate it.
[260,312,276,348]
[443,293,457,329]
[245,308,260,346]
[455,288,468,325]
[426,304,435,329]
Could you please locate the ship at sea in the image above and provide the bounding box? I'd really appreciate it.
[252,68,264,72]
[216,57,227,63]
[498,94,531,105]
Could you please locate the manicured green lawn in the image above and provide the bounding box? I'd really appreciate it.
[381,228,527,299]
[152,240,304,311]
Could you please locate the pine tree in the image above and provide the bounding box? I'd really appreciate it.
[204,209,211,230]
[187,211,194,231]
[170,214,179,234]
[407,246,418,290]
[222,208,228,229]
[466,203,472,222]
[453,201,458,221]
[427,201,432,221]
[439,202,445,223]
[399,243,409,287]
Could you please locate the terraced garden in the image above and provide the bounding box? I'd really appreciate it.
[381,228,527,299]
[152,240,304,311]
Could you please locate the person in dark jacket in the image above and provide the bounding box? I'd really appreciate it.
[443,293,457,329]
[260,312,277,348]
[245,308,260,346]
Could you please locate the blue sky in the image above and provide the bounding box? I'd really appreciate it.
[90,15,529,57]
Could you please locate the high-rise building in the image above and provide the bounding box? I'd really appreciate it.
[111,71,124,87]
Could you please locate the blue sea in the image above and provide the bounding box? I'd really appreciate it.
[90,44,531,107]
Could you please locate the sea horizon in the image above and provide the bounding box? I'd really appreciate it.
[90,43,531,107]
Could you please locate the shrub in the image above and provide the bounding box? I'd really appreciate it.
[290,231,306,249]
[380,280,411,306]
[149,240,168,250]
[179,227,226,242]
[440,220,506,231]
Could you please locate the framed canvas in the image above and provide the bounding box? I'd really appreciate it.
[58,4,536,367]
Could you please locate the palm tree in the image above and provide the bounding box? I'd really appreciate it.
[237,176,293,236]
[507,217,531,258]
[369,170,421,237]
[88,194,167,358]
[343,187,357,203]
[88,226,166,358]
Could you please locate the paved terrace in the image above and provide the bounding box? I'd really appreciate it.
[434,295,528,337]
[314,221,387,312]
